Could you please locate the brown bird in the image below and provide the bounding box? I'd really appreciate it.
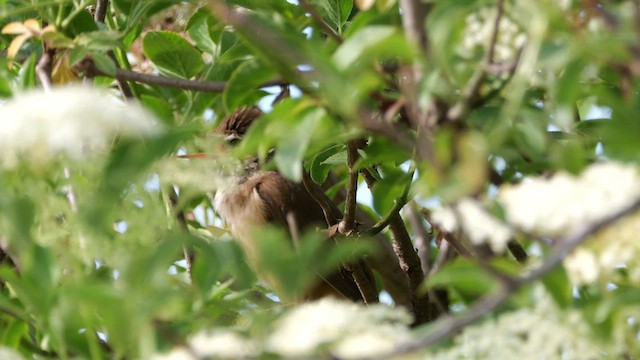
[213,107,372,302]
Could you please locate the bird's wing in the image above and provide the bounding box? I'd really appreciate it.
[249,171,367,302]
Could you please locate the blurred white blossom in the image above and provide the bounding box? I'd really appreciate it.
[460,7,526,63]
[152,330,257,360]
[0,347,24,360]
[429,287,609,360]
[0,86,161,167]
[189,329,258,359]
[431,198,512,253]
[564,210,640,285]
[499,162,640,237]
[564,248,600,285]
[267,298,412,359]
[151,347,194,360]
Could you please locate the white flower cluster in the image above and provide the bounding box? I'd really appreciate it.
[499,162,640,237]
[152,298,413,359]
[429,287,608,360]
[564,210,640,285]
[152,330,258,360]
[460,7,526,63]
[0,347,24,360]
[267,298,413,359]
[431,198,512,253]
[0,86,161,168]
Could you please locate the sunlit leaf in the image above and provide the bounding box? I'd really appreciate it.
[143,31,205,79]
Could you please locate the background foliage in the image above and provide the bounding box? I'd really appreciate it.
[0,0,639,359]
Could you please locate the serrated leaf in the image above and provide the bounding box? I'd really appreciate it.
[143,31,205,79]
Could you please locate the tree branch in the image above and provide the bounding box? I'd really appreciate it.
[406,202,431,276]
[361,168,430,323]
[447,0,504,122]
[392,196,640,354]
[398,0,432,54]
[35,47,54,91]
[301,172,378,304]
[94,0,109,23]
[80,59,284,93]
[339,141,360,234]
[302,171,341,226]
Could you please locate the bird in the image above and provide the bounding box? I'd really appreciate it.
[212,106,373,302]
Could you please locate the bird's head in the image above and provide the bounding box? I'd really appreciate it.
[215,106,263,145]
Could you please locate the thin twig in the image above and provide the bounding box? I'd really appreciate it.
[94,0,109,23]
[81,59,285,93]
[302,172,379,304]
[406,202,431,276]
[392,197,640,355]
[339,141,360,234]
[302,171,341,226]
[365,169,413,236]
[286,212,300,250]
[167,187,194,284]
[398,0,432,54]
[35,48,54,90]
[350,260,379,305]
[447,0,504,122]
[299,0,343,43]
[361,167,430,323]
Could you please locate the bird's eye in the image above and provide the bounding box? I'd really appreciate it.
[225,133,241,145]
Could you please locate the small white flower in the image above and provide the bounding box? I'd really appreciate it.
[499,162,640,237]
[0,86,161,167]
[0,347,24,360]
[151,347,195,360]
[431,198,512,253]
[189,330,258,359]
[267,298,412,358]
[564,248,599,285]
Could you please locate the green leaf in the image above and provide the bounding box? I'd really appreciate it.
[63,6,99,36]
[0,75,12,98]
[310,145,344,183]
[142,31,205,79]
[371,167,407,215]
[76,31,123,51]
[186,7,222,55]
[310,0,353,33]
[426,259,499,300]
[18,54,36,89]
[141,95,174,125]
[274,107,326,181]
[333,25,411,72]
[223,59,276,111]
[90,51,116,76]
[541,266,573,308]
[67,46,89,67]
